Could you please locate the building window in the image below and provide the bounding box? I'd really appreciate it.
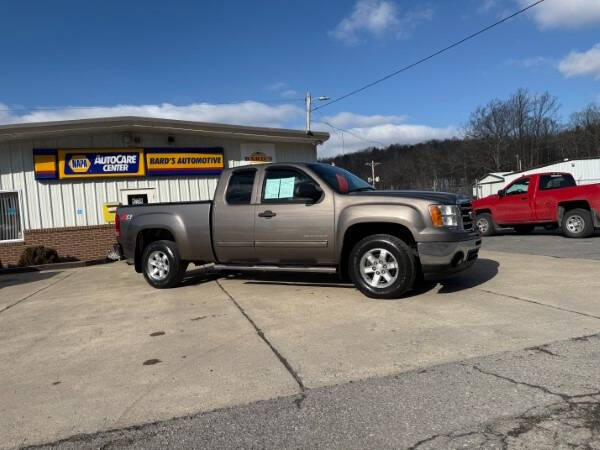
[0,191,24,241]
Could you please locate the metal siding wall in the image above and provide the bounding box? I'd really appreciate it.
[1,132,317,230]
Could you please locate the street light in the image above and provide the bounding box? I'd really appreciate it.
[306,91,330,134]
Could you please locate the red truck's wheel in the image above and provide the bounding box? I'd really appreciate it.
[476,213,496,236]
[142,240,188,288]
[349,234,416,299]
[562,209,593,239]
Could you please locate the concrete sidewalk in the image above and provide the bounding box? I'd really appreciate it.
[1,250,600,448]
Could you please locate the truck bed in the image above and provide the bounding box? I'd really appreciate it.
[117,201,215,263]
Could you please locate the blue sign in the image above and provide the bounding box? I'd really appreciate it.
[59,149,144,179]
[7,207,16,216]
[63,152,140,175]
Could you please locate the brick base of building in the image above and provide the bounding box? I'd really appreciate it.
[0,225,117,267]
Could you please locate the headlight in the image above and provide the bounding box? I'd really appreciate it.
[429,205,461,228]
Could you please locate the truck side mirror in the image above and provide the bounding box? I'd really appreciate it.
[497,189,505,197]
[296,181,323,203]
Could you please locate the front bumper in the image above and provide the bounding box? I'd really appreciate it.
[417,236,482,275]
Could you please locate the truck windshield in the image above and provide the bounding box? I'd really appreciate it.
[308,163,374,194]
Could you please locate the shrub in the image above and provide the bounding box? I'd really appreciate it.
[18,246,60,267]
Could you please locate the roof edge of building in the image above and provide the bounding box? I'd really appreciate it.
[0,116,329,144]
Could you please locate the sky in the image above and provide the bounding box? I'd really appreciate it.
[1,0,600,157]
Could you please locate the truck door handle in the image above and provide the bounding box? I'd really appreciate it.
[258,210,276,218]
[521,197,528,200]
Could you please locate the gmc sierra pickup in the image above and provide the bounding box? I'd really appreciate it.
[116,162,480,299]
[473,172,600,238]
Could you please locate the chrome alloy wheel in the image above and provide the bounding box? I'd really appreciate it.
[566,215,585,234]
[359,248,399,289]
[476,218,489,234]
[147,250,170,281]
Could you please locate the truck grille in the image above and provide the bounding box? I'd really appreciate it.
[460,201,474,231]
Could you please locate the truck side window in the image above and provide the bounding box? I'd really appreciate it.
[505,178,530,196]
[226,170,256,205]
[539,174,576,190]
[262,168,319,203]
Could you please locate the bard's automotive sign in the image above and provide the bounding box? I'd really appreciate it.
[33,148,224,180]
[145,148,224,176]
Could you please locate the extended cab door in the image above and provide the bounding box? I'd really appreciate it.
[212,168,258,263]
[254,166,335,265]
[494,177,535,224]
[534,174,577,221]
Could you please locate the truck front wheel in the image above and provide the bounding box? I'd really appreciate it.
[142,240,188,288]
[562,209,593,239]
[349,234,416,299]
[476,213,496,236]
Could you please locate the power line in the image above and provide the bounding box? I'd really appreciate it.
[312,0,546,113]
[0,97,306,113]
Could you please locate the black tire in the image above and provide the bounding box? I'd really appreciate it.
[348,234,416,299]
[142,240,187,288]
[562,208,593,239]
[476,213,496,236]
[514,224,535,234]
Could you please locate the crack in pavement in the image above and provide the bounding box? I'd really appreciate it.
[408,358,600,450]
[409,398,600,449]
[526,345,561,357]
[474,287,600,321]
[0,271,75,316]
[215,279,306,408]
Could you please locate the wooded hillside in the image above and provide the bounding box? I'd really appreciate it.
[320,89,600,195]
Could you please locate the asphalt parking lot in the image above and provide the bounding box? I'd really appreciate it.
[1,232,600,449]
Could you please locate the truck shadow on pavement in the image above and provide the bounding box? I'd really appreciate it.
[199,258,500,299]
[0,270,61,290]
[428,258,499,294]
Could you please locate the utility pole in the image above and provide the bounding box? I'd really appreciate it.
[365,160,381,188]
[305,92,330,134]
[306,91,312,134]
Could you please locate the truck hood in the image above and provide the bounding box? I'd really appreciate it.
[348,190,467,205]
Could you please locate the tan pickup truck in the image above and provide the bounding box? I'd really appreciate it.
[116,162,480,299]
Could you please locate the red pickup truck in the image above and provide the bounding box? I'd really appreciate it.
[473,172,600,238]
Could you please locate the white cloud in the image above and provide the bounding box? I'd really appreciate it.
[518,0,600,28]
[281,89,299,99]
[321,112,407,128]
[478,0,497,14]
[315,113,458,157]
[558,43,600,80]
[265,81,287,91]
[0,102,458,158]
[329,0,433,45]
[0,101,304,129]
[505,56,552,69]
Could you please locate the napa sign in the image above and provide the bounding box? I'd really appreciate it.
[58,149,145,179]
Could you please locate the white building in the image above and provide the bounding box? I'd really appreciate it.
[0,116,328,266]
[473,157,600,199]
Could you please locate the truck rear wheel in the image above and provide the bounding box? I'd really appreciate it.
[142,240,188,288]
[349,234,416,299]
[476,213,496,236]
[562,209,593,239]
